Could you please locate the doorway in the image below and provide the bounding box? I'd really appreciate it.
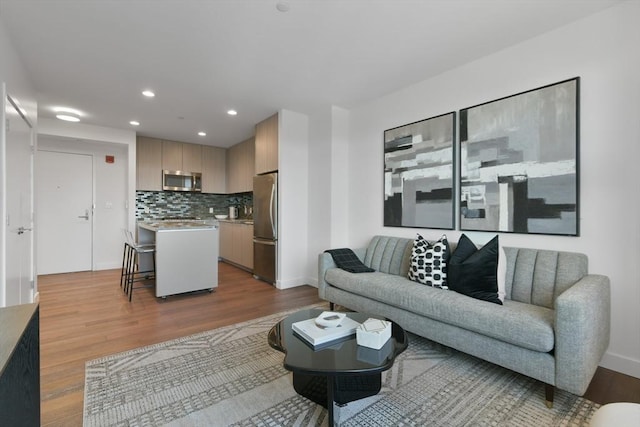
[4,92,35,306]
[36,151,93,274]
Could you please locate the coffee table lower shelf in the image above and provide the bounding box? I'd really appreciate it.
[293,371,382,410]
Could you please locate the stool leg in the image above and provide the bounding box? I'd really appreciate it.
[126,246,135,297]
[129,250,137,302]
[121,243,130,292]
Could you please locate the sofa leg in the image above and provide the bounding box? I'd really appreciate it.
[545,384,554,408]
[329,302,335,311]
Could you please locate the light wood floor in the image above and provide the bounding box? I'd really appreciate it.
[38,262,324,426]
[38,263,640,426]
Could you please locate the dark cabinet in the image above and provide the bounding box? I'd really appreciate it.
[0,303,40,426]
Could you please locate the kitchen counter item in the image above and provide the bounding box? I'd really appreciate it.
[137,222,219,298]
[214,214,228,220]
[229,206,238,219]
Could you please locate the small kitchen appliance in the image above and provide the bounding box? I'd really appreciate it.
[229,206,238,219]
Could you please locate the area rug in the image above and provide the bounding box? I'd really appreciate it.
[84,305,600,426]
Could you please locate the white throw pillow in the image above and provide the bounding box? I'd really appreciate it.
[408,234,449,289]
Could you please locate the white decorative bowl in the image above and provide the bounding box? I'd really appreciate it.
[214,214,228,219]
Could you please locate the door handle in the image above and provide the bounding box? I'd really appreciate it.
[16,226,32,235]
[78,209,90,220]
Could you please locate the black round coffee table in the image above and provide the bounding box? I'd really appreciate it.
[268,308,408,426]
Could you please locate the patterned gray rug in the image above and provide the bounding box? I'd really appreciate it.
[84,305,599,426]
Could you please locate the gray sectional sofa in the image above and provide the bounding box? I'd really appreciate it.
[318,235,611,405]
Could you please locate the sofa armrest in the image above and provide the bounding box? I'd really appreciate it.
[317,248,367,300]
[554,274,610,395]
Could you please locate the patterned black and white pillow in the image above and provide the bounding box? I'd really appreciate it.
[408,234,450,289]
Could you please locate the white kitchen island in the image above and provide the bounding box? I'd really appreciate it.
[137,220,219,299]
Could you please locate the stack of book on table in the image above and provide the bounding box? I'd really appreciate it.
[292,311,360,348]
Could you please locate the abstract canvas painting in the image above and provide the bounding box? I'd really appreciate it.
[384,112,455,229]
[459,78,579,235]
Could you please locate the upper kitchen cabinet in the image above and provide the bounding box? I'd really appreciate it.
[255,113,278,175]
[226,137,254,193]
[136,136,163,191]
[202,145,226,194]
[182,142,203,173]
[161,140,182,171]
[162,140,202,173]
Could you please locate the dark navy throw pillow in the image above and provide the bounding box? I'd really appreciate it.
[448,234,502,305]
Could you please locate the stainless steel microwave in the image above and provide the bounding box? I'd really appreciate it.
[162,170,202,192]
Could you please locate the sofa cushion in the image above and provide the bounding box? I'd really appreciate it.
[408,234,450,288]
[324,268,554,352]
[363,236,414,276]
[448,234,502,305]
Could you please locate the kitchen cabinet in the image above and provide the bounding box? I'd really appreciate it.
[162,140,202,173]
[255,113,278,175]
[182,142,202,173]
[137,137,219,191]
[136,136,163,191]
[239,224,254,269]
[201,145,226,193]
[218,221,253,270]
[162,140,182,171]
[226,137,254,193]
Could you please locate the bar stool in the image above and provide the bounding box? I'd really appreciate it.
[121,229,156,301]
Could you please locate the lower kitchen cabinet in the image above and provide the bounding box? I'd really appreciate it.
[219,221,253,270]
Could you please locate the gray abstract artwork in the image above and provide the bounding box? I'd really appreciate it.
[384,112,455,229]
[459,78,579,235]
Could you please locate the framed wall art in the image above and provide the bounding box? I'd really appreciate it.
[384,112,455,229]
[459,77,579,236]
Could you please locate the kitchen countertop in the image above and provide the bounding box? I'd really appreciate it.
[216,218,254,225]
[138,220,219,231]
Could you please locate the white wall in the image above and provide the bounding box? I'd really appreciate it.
[307,108,333,282]
[305,106,352,286]
[277,109,310,288]
[0,19,38,305]
[38,119,136,270]
[0,20,37,124]
[340,1,639,377]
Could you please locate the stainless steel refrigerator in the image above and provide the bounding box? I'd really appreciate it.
[253,172,277,284]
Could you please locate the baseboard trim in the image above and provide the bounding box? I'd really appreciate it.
[601,351,640,379]
[276,277,316,290]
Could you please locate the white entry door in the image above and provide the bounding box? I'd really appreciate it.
[4,93,35,306]
[36,151,93,274]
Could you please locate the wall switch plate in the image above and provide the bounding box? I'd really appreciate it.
[209,207,214,213]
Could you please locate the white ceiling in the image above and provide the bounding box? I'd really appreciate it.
[0,0,623,148]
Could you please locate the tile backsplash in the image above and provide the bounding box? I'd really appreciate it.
[136,191,253,221]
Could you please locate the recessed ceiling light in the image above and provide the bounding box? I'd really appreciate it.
[130,121,140,126]
[276,1,290,12]
[53,107,82,122]
[56,114,80,122]
[198,131,207,136]
[142,90,155,98]
[227,109,237,116]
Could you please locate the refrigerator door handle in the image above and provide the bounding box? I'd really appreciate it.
[253,239,276,246]
[269,183,276,238]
